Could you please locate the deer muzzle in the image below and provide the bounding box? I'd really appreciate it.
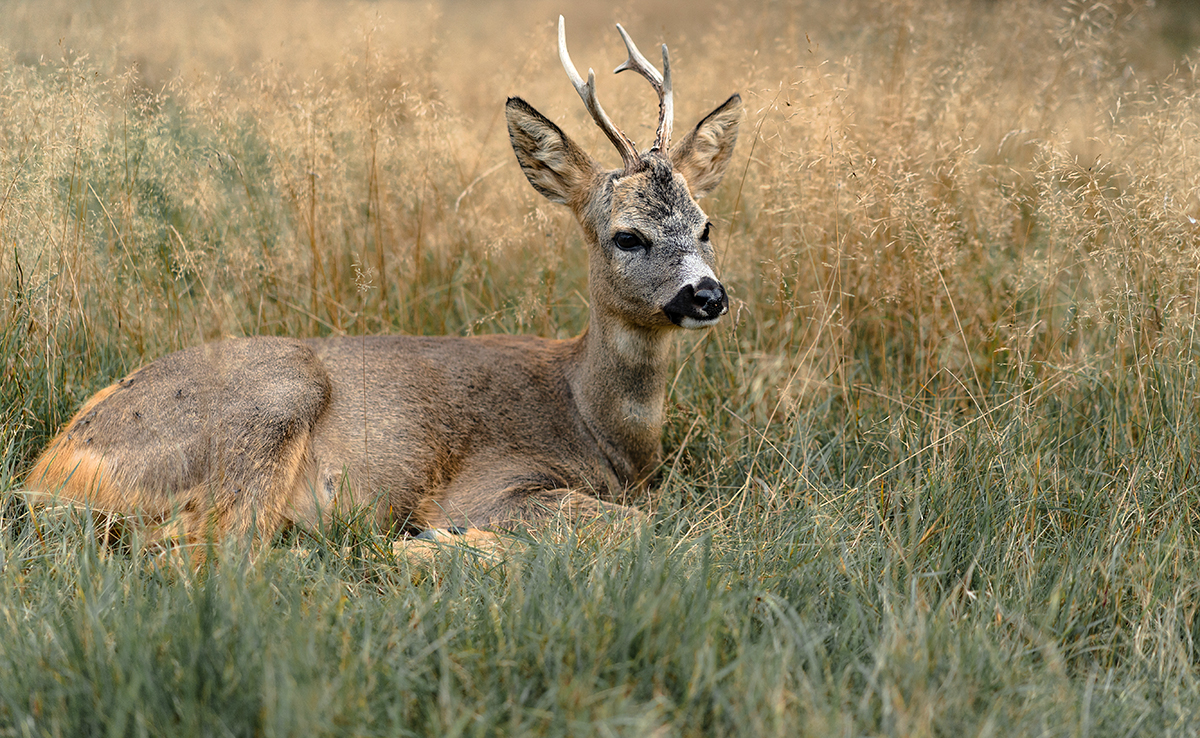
[664,277,729,329]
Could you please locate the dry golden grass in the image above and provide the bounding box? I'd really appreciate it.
[5,1,1200,733]
[4,1,1197,411]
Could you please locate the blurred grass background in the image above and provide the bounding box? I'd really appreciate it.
[5,0,1200,734]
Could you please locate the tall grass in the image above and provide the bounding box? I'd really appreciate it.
[4,0,1200,734]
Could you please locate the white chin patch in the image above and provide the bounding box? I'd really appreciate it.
[679,315,721,330]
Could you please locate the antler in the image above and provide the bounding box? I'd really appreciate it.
[558,16,639,173]
[614,24,673,153]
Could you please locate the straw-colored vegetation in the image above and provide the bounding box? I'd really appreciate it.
[4,0,1200,734]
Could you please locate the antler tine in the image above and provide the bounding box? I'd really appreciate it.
[558,16,639,172]
[613,24,674,153]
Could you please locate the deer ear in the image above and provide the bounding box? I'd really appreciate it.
[506,97,598,205]
[670,94,742,198]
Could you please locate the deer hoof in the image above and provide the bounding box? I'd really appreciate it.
[414,527,469,540]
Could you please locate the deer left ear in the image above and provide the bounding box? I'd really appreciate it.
[670,94,742,198]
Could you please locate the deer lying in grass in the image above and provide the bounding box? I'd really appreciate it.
[25,17,741,557]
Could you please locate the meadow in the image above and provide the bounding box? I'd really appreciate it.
[3,0,1200,734]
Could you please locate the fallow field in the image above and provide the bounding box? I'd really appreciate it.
[3,0,1200,734]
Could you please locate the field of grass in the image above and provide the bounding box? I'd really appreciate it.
[5,0,1200,734]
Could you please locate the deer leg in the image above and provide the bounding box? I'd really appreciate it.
[163,428,317,556]
[501,488,646,530]
[393,487,645,564]
[392,527,515,563]
[32,428,317,566]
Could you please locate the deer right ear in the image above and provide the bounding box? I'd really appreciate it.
[506,97,598,205]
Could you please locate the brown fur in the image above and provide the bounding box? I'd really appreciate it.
[25,25,742,554]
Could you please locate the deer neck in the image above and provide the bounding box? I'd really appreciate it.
[571,309,673,484]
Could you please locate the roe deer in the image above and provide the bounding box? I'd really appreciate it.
[25,17,742,554]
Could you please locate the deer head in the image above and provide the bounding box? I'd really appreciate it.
[505,17,742,333]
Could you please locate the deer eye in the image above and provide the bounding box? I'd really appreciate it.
[700,222,712,241]
[613,231,647,252]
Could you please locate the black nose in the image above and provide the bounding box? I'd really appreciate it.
[663,276,729,326]
[693,287,724,316]
[692,278,727,318]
